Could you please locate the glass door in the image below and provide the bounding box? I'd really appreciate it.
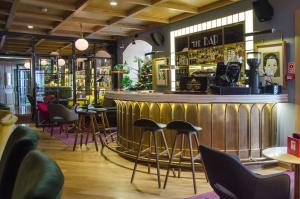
[17,68,31,105]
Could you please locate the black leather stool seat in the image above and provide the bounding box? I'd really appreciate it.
[166,120,202,132]
[134,118,166,130]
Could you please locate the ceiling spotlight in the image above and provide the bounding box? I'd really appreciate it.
[132,39,136,45]
[27,25,34,29]
[110,1,118,6]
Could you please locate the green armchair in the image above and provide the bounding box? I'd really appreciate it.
[0,126,39,199]
[11,150,64,199]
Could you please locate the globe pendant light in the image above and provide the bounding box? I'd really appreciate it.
[75,23,89,51]
[58,58,65,66]
[41,59,47,66]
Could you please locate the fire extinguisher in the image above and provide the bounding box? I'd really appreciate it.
[286,62,295,80]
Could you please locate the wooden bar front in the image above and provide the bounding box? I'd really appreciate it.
[105,91,288,161]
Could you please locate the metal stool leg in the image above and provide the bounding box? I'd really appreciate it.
[178,134,185,178]
[153,131,161,188]
[193,132,209,183]
[131,132,145,183]
[73,122,79,151]
[100,112,108,142]
[188,133,197,194]
[148,132,152,174]
[91,114,98,151]
[163,134,178,189]
[160,130,176,177]
[104,112,113,140]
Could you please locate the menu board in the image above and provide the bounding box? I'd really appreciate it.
[175,23,244,52]
[189,29,223,50]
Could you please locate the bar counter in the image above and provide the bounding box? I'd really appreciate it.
[105,91,288,161]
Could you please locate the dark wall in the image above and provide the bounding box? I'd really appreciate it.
[117,0,300,101]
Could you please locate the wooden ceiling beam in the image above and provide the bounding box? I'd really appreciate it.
[88,0,167,37]
[70,17,108,26]
[9,28,47,35]
[123,0,152,6]
[25,39,44,52]
[94,31,129,37]
[83,8,127,18]
[16,11,64,22]
[0,36,6,49]
[132,15,169,23]
[1,0,21,50]
[6,0,21,30]
[169,13,194,23]
[14,21,53,29]
[155,2,198,13]
[197,0,236,14]
[49,0,90,34]
[58,25,96,33]
[113,23,145,31]
[169,0,237,23]
[19,0,76,11]
[57,43,72,52]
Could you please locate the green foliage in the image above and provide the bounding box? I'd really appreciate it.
[135,56,152,90]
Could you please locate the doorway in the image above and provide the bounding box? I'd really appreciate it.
[0,58,32,115]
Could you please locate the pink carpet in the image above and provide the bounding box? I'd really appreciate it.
[186,171,294,199]
[44,126,117,145]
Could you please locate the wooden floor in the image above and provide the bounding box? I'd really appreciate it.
[25,125,287,199]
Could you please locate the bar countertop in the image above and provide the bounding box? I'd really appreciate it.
[105,91,288,104]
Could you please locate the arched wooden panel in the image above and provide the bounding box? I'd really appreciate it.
[185,104,199,153]
[126,102,133,149]
[132,103,141,151]
[211,104,226,151]
[238,104,251,159]
[160,103,174,151]
[198,104,212,147]
[121,102,127,148]
[172,103,185,120]
[225,104,239,156]
[250,104,260,158]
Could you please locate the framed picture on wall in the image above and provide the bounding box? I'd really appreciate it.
[256,41,287,87]
[153,58,168,86]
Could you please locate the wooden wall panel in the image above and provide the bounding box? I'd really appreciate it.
[198,104,212,147]
[225,104,239,156]
[211,104,225,150]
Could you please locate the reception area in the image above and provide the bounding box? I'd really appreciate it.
[0,0,300,198]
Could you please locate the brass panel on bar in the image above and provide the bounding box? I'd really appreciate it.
[114,100,279,162]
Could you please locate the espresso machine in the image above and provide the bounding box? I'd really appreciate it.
[247,52,261,94]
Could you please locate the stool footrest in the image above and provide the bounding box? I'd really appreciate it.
[159,149,169,156]
[192,153,201,161]
[140,147,151,155]
[174,151,183,157]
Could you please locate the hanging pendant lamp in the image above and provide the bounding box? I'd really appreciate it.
[75,23,89,51]
[58,58,65,66]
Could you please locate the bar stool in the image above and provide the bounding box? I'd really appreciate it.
[73,109,101,151]
[131,118,172,188]
[163,120,207,194]
[88,107,114,142]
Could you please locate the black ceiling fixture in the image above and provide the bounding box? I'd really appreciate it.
[253,0,274,22]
